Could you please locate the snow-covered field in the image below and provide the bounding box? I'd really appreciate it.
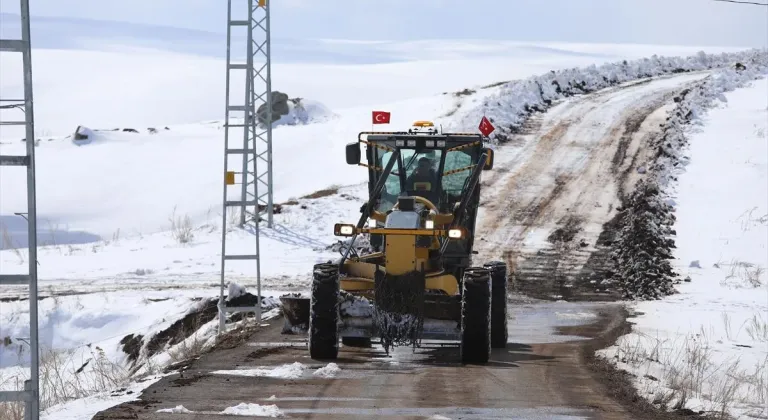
[1,35,766,419]
[598,78,768,418]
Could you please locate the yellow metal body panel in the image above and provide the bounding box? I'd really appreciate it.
[340,277,374,290]
[415,247,431,271]
[340,270,459,295]
[344,259,379,279]
[426,273,459,295]
[385,235,417,275]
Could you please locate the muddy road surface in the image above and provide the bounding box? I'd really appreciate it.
[98,302,631,420]
[95,73,708,420]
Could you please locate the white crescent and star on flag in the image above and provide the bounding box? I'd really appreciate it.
[375,113,387,123]
[479,116,495,136]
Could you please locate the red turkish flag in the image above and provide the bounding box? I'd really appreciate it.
[372,111,391,124]
[478,116,495,137]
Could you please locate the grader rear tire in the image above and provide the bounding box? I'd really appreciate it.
[484,261,509,348]
[460,267,491,364]
[308,263,340,360]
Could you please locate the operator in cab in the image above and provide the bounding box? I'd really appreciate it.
[406,156,439,201]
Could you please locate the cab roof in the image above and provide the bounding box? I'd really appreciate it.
[358,132,485,150]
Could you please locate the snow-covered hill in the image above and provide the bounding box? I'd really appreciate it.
[1,44,760,248]
[0,39,750,140]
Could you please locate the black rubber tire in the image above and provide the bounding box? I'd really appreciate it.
[484,261,509,348]
[460,267,491,364]
[341,337,372,347]
[308,263,340,360]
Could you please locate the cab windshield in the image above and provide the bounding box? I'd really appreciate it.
[374,148,475,213]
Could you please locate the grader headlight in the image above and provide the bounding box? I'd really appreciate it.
[448,228,463,239]
[425,220,435,229]
[334,223,356,237]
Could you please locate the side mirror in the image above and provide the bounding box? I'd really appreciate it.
[482,148,494,170]
[346,142,361,165]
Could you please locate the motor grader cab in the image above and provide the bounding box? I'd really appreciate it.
[281,121,509,364]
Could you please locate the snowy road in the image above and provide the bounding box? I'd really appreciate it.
[93,72,711,420]
[474,72,709,300]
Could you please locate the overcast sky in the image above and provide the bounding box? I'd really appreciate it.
[1,0,766,47]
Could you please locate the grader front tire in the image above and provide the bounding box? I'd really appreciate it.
[308,263,340,360]
[484,261,509,348]
[460,267,492,364]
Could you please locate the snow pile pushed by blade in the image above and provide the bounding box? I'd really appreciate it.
[220,403,284,417]
[312,363,341,378]
[156,405,194,413]
[609,51,768,300]
[451,49,767,143]
[211,362,308,380]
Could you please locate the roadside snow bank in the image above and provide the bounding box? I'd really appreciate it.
[0,289,282,417]
[612,52,768,300]
[451,49,765,142]
[598,76,768,419]
[38,373,167,420]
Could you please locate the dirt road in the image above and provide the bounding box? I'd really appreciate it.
[474,72,707,300]
[95,73,708,420]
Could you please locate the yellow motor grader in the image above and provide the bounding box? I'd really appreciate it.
[281,121,509,364]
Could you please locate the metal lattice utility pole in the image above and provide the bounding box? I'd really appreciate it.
[0,1,40,418]
[218,0,273,334]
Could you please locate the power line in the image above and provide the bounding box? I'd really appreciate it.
[712,0,768,6]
